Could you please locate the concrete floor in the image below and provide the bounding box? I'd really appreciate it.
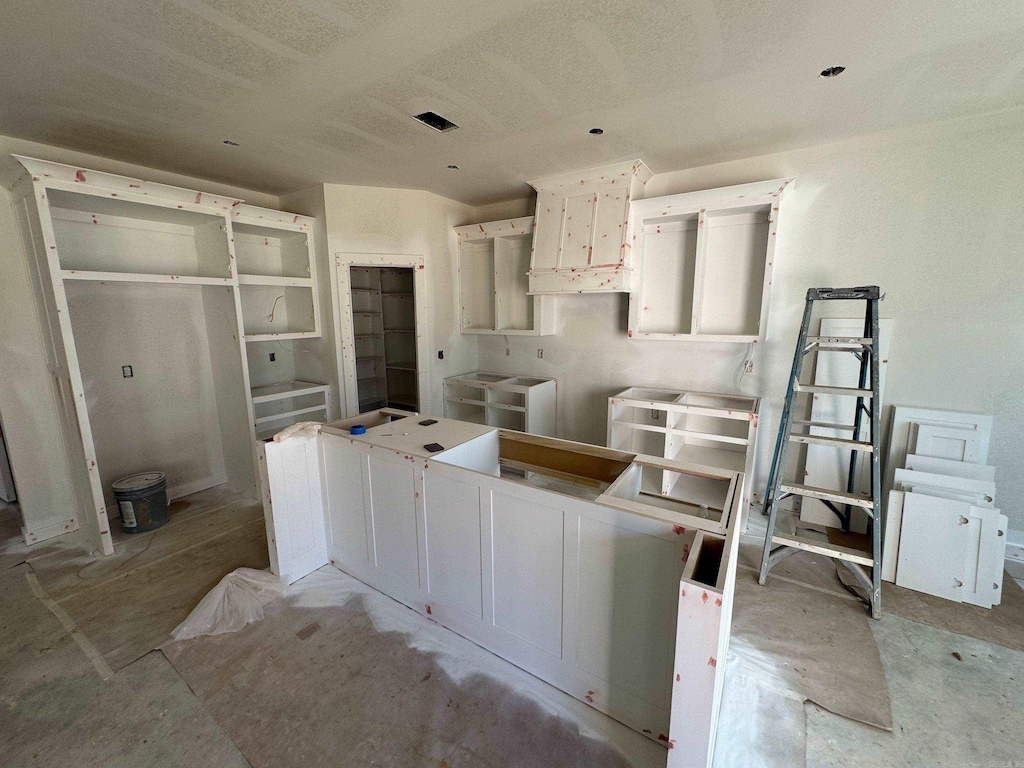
[2,496,1022,767]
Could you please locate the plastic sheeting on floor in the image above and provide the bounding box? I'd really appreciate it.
[171,567,285,641]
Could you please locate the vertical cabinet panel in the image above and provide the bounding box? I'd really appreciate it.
[559,193,597,268]
[423,473,484,618]
[322,438,369,563]
[575,517,682,709]
[264,436,327,584]
[591,187,629,266]
[367,456,420,585]
[490,491,564,657]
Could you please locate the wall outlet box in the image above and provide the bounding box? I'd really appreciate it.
[121,365,133,378]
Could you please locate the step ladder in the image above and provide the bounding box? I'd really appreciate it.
[758,286,883,618]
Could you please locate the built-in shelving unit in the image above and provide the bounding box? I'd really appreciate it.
[626,179,791,342]
[232,204,331,436]
[454,217,554,335]
[443,372,556,435]
[607,387,760,520]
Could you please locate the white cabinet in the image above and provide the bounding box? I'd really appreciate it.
[627,179,791,342]
[443,372,556,435]
[455,216,554,335]
[233,204,333,438]
[607,388,760,519]
[527,160,652,294]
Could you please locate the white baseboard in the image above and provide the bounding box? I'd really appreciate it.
[167,473,228,501]
[1005,534,1024,565]
[105,473,228,521]
[22,516,79,545]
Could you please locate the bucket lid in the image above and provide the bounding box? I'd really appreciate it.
[112,472,166,492]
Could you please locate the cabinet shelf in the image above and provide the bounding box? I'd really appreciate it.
[245,331,320,343]
[254,404,328,426]
[251,380,330,404]
[238,274,313,287]
[60,270,233,286]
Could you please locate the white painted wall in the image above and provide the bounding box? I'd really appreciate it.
[66,282,226,506]
[315,184,480,418]
[0,136,278,541]
[476,110,1024,536]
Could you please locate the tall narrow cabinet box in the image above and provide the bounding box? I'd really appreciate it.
[527,160,652,294]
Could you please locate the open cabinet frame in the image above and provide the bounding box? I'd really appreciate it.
[333,253,429,417]
[8,156,260,556]
[627,179,792,343]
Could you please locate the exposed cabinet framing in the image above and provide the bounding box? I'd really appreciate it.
[443,372,556,434]
[627,179,791,342]
[455,216,554,335]
[233,204,332,438]
[528,160,652,294]
[607,388,760,521]
[6,157,334,553]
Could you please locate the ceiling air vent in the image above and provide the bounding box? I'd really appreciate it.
[413,111,459,132]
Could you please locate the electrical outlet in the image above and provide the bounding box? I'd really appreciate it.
[744,360,754,373]
[269,353,276,362]
[437,350,444,360]
[121,365,133,378]
[537,349,543,359]
[505,347,510,357]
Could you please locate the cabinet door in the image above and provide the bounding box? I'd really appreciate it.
[531,191,565,272]
[367,456,420,587]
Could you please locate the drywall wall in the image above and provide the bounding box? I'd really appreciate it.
[0,135,278,543]
[65,282,227,506]
[314,184,480,417]
[476,109,1024,536]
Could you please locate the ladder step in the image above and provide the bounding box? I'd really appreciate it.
[778,483,874,509]
[788,434,873,452]
[770,533,874,567]
[808,345,868,354]
[791,419,857,431]
[805,336,873,346]
[794,383,873,398]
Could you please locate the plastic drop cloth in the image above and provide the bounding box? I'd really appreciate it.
[171,568,285,641]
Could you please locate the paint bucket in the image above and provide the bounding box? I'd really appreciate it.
[113,472,168,534]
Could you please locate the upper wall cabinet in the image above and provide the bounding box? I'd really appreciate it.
[527,160,652,294]
[456,216,554,335]
[627,178,792,343]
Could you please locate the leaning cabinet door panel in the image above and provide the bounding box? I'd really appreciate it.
[322,438,370,563]
[422,473,484,619]
[490,491,564,658]
[367,456,420,586]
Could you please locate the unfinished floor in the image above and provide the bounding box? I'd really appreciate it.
[2,493,1023,767]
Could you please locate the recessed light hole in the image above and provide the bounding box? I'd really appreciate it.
[819,66,846,78]
[447,165,459,170]
[589,128,604,135]
[223,139,240,146]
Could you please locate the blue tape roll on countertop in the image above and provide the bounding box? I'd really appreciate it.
[349,425,367,435]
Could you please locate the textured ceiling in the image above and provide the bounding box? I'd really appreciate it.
[1,0,1023,204]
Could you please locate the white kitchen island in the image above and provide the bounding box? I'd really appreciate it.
[260,409,742,768]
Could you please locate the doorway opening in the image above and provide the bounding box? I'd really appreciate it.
[349,266,419,413]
